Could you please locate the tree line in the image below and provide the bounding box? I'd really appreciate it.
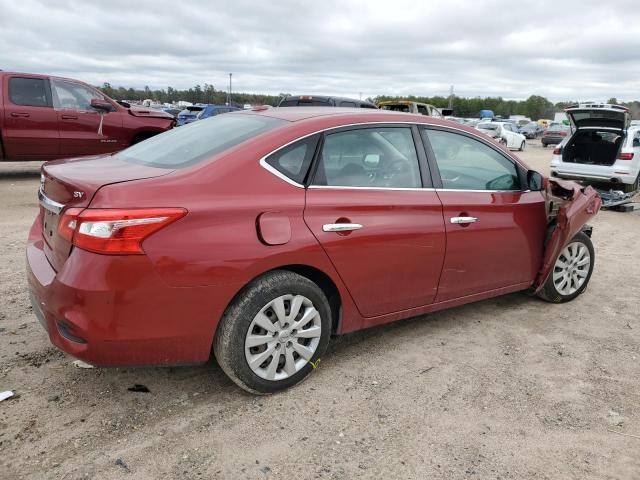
[98,83,640,120]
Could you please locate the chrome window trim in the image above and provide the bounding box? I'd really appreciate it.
[308,185,435,192]
[38,188,65,214]
[435,188,526,193]
[258,120,526,188]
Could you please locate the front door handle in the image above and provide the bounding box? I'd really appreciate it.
[10,112,30,117]
[450,216,478,225]
[322,223,363,232]
[61,114,78,120]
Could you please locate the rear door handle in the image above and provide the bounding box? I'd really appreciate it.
[61,114,78,120]
[450,216,478,225]
[322,223,363,232]
[10,112,30,117]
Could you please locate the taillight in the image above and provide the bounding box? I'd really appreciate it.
[58,208,186,254]
[618,152,634,161]
[553,147,562,155]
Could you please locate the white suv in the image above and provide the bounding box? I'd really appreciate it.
[550,104,640,193]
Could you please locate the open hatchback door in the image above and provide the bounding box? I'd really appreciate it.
[535,178,602,293]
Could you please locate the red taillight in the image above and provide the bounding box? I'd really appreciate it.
[618,152,634,161]
[58,208,186,254]
[553,147,562,155]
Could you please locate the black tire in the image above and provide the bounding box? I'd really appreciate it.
[214,270,332,394]
[542,143,548,148]
[499,138,507,146]
[519,141,526,151]
[621,174,639,194]
[537,232,595,303]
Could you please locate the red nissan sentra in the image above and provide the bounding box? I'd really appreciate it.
[26,108,601,393]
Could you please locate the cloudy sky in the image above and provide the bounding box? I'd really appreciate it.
[1,0,639,101]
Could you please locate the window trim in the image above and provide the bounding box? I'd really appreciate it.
[420,125,528,192]
[259,121,528,191]
[8,76,53,108]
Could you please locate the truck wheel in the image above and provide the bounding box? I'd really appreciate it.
[537,232,594,303]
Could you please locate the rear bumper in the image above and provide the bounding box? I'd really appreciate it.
[25,218,237,367]
[550,161,637,184]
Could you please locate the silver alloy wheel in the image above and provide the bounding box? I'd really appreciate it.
[552,241,591,296]
[244,294,322,381]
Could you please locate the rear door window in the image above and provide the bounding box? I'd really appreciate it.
[8,77,50,107]
[312,127,422,188]
[424,129,521,191]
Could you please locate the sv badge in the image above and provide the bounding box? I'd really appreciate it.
[73,191,85,198]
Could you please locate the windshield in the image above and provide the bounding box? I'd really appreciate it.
[119,114,286,168]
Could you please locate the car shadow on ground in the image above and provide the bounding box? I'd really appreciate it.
[53,291,536,402]
[0,162,42,179]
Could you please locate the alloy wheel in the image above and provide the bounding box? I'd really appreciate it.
[552,241,591,296]
[244,294,322,381]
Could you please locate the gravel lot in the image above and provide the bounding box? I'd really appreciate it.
[1,140,639,479]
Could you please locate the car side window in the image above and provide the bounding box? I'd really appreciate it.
[417,105,428,115]
[312,127,422,188]
[632,131,640,148]
[339,101,356,108]
[265,135,319,184]
[425,129,521,191]
[51,80,104,111]
[8,77,49,107]
[503,124,512,132]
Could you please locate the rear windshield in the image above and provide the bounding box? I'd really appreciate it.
[548,125,570,132]
[279,98,332,107]
[380,104,410,112]
[477,123,498,130]
[119,114,286,168]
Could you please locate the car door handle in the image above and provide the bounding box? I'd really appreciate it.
[450,216,478,225]
[322,223,363,232]
[10,112,30,117]
[61,114,78,120]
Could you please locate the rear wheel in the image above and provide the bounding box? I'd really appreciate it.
[542,143,548,148]
[537,232,594,303]
[519,141,526,151]
[214,270,331,394]
[621,174,640,194]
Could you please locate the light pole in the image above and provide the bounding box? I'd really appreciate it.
[228,73,232,106]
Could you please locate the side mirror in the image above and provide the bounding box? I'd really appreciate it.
[90,98,113,112]
[527,170,544,191]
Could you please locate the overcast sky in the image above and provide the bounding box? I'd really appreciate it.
[1,0,639,102]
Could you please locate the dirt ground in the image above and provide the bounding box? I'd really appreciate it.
[1,140,639,480]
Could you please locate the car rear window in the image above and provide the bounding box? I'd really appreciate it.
[119,114,286,168]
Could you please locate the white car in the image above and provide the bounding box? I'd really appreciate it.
[550,104,640,193]
[475,122,526,151]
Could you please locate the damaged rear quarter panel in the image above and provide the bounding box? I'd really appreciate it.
[535,178,602,291]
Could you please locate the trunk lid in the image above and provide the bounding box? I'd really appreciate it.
[39,154,174,271]
[566,104,630,131]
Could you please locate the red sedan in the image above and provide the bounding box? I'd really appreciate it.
[26,108,601,393]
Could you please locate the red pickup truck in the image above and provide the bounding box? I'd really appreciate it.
[0,72,175,161]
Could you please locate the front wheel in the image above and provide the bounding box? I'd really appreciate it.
[537,232,594,303]
[214,270,331,394]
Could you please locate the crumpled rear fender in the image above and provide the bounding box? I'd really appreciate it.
[534,179,601,292]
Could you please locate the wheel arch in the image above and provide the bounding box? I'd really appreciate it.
[217,263,343,338]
